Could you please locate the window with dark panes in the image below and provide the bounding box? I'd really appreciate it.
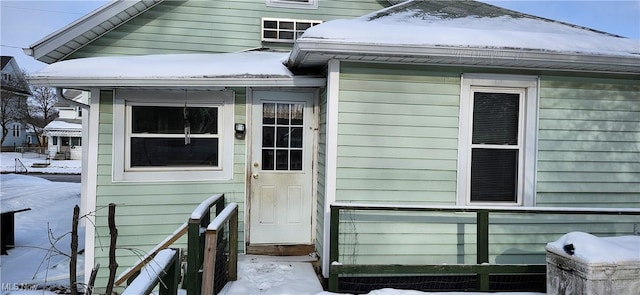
[261,18,321,42]
[470,92,522,203]
[262,102,304,171]
[128,105,220,168]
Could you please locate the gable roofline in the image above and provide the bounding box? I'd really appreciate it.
[24,0,163,64]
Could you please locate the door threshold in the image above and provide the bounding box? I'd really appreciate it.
[246,244,315,256]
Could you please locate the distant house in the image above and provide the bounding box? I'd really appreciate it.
[26,0,639,292]
[44,90,85,160]
[1,56,31,150]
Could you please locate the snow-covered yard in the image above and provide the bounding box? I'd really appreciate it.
[2,153,637,294]
[1,152,81,174]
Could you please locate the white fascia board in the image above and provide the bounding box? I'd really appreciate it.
[27,77,327,88]
[291,40,640,74]
[29,0,162,62]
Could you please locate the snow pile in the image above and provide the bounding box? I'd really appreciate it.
[301,10,639,57]
[32,51,293,79]
[546,231,640,264]
[0,174,83,287]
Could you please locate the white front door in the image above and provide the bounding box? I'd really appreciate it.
[249,90,316,244]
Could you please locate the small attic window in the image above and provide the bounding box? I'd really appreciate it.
[262,18,321,42]
[266,0,318,9]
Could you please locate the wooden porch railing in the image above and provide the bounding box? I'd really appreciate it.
[329,203,640,292]
[115,194,231,295]
[185,194,226,295]
[200,202,239,295]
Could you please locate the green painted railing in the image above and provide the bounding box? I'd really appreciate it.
[329,203,640,292]
[185,194,226,295]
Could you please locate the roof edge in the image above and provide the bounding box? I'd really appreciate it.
[289,40,640,75]
[26,0,163,64]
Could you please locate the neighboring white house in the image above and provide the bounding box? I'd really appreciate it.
[44,90,85,160]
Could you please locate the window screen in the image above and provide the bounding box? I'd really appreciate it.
[470,92,521,203]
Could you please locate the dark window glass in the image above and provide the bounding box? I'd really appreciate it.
[470,148,518,202]
[472,92,519,145]
[290,150,302,170]
[262,149,274,170]
[276,127,289,148]
[263,30,277,39]
[130,138,218,167]
[132,106,218,134]
[263,20,277,29]
[276,150,289,170]
[279,21,294,30]
[296,22,311,30]
[263,126,275,147]
[290,127,303,148]
[279,31,294,40]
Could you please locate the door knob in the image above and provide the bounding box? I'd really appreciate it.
[252,173,259,179]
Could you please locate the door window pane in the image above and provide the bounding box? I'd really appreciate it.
[276,150,289,170]
[261,102,305,171]
[472,92,519,145]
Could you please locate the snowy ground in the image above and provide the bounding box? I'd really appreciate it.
[1,174,82,295]
[0,155,549,295]
[0,172,546,295]
[1,152,81,174]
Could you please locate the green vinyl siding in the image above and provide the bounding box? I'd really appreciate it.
[332,66,640,268]
[92,89,247,291]
[336,62,461,205]
[69,0,386,59]
[537,76,640,207]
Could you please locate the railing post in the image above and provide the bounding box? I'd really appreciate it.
[328,205,340,292]
[200,229,218,295]
[186,219,202,295]
[159,249,180,295]
[229,208,239,281]
[477,210,489,291]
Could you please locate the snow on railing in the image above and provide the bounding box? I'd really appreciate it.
[121,248,179,295]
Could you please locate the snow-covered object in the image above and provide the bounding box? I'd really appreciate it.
[546,232,640,295]
[546,231,640,264]
[121,249,177,295]
[300,9,639,57]
[32,51,293,79]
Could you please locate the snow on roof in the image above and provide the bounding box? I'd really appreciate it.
[299,2,639,58]
[546,231,640,265]
[45,120,82,130]
[32,51,293,79]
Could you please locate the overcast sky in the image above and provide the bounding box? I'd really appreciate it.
[1,0,639,74]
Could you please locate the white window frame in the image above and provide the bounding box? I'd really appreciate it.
[456,74,539,207]
[113,89,234,182]
[266,0,318,9]
[261,18,322,43]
